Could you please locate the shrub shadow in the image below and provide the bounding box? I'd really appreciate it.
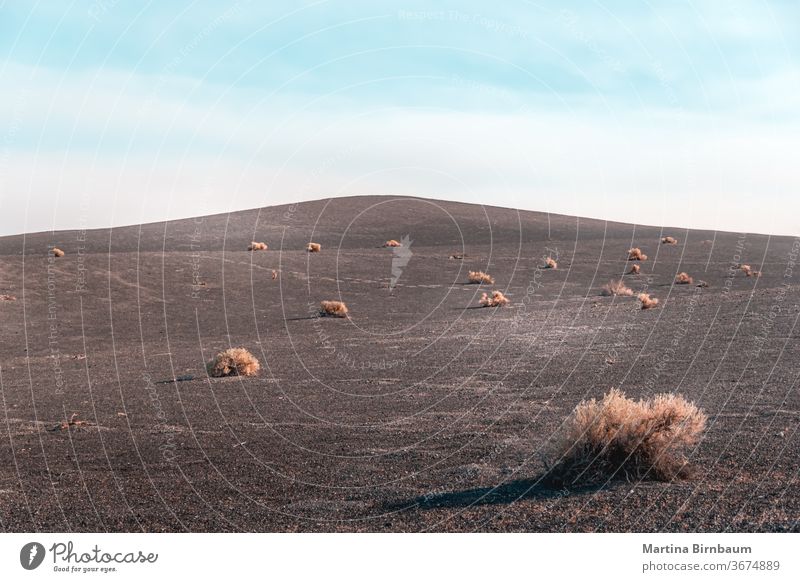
[388,477,605,510]
[155,374,195,385]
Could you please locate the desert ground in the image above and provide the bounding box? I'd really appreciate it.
[0,195,797,532]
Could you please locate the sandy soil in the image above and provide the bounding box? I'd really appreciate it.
[0,195,797,532]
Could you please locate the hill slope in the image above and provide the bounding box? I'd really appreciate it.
[0,196,797,532]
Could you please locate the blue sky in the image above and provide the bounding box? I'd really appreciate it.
[1,1,797,235]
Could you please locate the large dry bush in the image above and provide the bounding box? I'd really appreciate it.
[627,247,647,261]
[207,348,260,377]
[675,272,693,285]
[383,239,402,247]
[627,263,641,275]
[601,279,633,297]
[544,257,557,269]
[545,388,707,486]
[662,236,678,245]
[248,242,268,251]
[468,270,495,284]
[479,290,509,307]
[53,247,65,257]
[638,293,659,309]
[0,294,16,301]
[306,242,322,252]
[320,300,349,318]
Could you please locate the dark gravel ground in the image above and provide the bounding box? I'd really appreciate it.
[0,195,798,532]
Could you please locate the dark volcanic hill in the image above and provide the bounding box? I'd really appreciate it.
[0,195,798,532]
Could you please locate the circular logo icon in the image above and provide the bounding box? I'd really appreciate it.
[20,542,46,570]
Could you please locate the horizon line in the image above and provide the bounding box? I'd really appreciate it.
[1,194,795,240]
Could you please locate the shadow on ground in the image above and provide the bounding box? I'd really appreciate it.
[388,477,607,510]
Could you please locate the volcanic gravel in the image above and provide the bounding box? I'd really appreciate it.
[0,196,797,532]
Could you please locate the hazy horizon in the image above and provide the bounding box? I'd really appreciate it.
[1,2,798,237]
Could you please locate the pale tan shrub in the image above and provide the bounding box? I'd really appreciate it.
[207,348,260,377]
[53,247,65,257]
[0,294,16,301]
[544,257,557,269]
[248,242,268,251]
[383,239,401,247]
[479,290,510,307]
[53,412,93,431]
[468,270,495,284]
[627,263,641,275]
[638,293,659,309]
[320,300,349,318]
[628,247,647,261]
[271,270,278,280]
[741,265,761,277]
[545,388,707,486]
[307,242,321,252]
[662,236,678,245]
[675,272,693,285]
[601,279,633,297]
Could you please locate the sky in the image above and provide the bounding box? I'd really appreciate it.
[0,0,797,236]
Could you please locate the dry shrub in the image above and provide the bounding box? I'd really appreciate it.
[53,247,65,257]
[248,242,268,251]
[695,280,709,288]
[320,300,349,318]
[383,239,402,247]
[49,412,94,432]
[545,388,707,486]
[0,294,16,301]
[627,247,647,261]
[207,348,260,377]
[479,290,510,307]
[675,272,693,285]
[544,257,557,269]
[662,236,678,245]
[638,293,659,309]
[307,242,321,252]
[601,279,633,297]
[741,265,761,277]
[627,263,641,275]
[468,270,495,284]
[271,270,278,280]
